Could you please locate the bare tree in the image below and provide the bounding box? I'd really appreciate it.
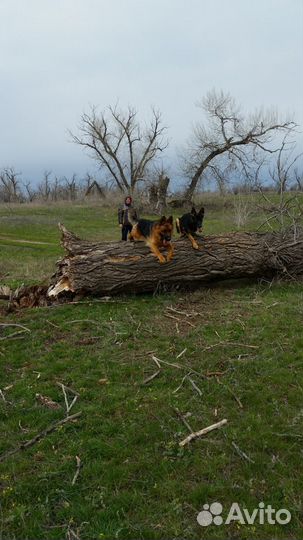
[182,89,296,201]
[293,168,303,191]
[82,172,94,192]
[63,173,78,201]
[70,105,168,193]
[51,176,63,202]
[84,180,105,199]
[0,167,22,202]
[233,194,253,229]
[269,133,303,194]
[156,174,170,214]
[38,170,52,201]
[23,180,36,202]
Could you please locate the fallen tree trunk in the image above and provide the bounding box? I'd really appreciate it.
[47,224,303,297]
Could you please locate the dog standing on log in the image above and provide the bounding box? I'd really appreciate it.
[176,207,205,250]
[129,216,174,263]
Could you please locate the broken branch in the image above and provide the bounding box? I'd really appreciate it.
[0,411,82,463]
[179,419,228,447]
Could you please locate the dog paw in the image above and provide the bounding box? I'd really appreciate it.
[158,255,166,263]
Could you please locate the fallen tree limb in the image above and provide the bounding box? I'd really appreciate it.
[47,224,303,298]
[179,418,228,447]
[0,411,82,463]
[2,225,303,309]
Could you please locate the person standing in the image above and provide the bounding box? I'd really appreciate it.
[118,196,138,241]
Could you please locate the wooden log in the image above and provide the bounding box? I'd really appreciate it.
[47,224,303,297]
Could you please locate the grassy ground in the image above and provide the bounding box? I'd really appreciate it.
[0,198,302,539]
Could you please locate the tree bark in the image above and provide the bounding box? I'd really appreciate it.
[47,225,303,298]
[156,175,170,214]
[148,183,158,210]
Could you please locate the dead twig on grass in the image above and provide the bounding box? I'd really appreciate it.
[0,323,31,341]
[71,455,82,485]
[167,306,199,317]
[64,319,101,327]
[164,313,180,322]
[56,382,80,396]
[164,312,195,328]
[141,370,161,385]
[188,377,203,397]
[151,355,204,379]
[216,377,243,409]
[176,348,187,359]
[232,441,255,464]
[173,373,191,394]
[205,369,229,377]
[151,355,161,368]
[46,319,60,328]
[0,323,30,331]
[60,383,78,416]
[173,407,193,433]
[0,411,82,463]
[272,432,303,440]
[179,419,228,447]
[202,341,259,352]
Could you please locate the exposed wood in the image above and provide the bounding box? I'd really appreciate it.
[0,285,12,299]
[179,418,228,447]
[47,224,303,298]
[1,284,51,309]
[156,174,170,214]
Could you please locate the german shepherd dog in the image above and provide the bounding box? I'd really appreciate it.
[129,216,174,263]
[176,206,204,249]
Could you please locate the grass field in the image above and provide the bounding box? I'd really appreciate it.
[0,198,302,539]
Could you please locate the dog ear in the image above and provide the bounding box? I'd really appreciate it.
[159,216,167,223]
[198,207,205,216]
[167,216,173,224]
[191,206,197,215]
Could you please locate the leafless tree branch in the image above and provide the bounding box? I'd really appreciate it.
[182,89,297,200]
[70,105,168,193]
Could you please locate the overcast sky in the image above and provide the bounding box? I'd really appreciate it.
[0,0,302,184]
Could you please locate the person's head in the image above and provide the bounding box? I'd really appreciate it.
[125,196,132,206]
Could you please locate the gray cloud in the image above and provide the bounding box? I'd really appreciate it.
[0,0,302,183]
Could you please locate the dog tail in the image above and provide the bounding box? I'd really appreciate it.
[176,217,180,234]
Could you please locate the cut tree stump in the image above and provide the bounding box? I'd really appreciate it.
[46,224,303,298]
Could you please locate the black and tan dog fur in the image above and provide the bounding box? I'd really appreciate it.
[129,216,174,263]
[176,206,204,249]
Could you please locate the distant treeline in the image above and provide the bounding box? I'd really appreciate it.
[0,165,302,206]
[0,169,109,204]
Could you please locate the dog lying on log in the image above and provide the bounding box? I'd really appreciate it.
[129,216,174,263]
[176,207,205,249]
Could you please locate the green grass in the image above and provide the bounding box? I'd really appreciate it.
[0,198,302,539]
